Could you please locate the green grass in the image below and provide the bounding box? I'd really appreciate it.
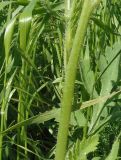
[0,0,121,160]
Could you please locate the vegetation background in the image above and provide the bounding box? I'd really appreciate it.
[0,0,121,159]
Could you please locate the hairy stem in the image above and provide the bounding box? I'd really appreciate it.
[55,0,101,160]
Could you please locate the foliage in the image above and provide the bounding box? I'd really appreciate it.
[0,0,121,160]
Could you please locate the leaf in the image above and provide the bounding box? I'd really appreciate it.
[92,157,101,160]
[89,42,121,134]
[4,17,16,64]
[79,135,99,157]
[51,2,64,11]
[81,90,121,110]
[1,108,60,135]
[81,42,96,96]
[91,17,121,36]
[0,1,11,11]
[70,110,86,126]
[89,110,121,136]
[53,77,63,84]
[67,135,99,160]
[4,70,16,105]
[12,6,24,18]
[100,42,121,96]
[88,115,111,136]
[105,133,120,160]
[19,0,38,50]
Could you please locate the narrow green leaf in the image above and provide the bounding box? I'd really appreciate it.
[0,1,12,11]
[1,108,60,135]
[52,2,64,11]
[19,0,38,50]
[105,134,120,160]
[92,157,101,160]
[4,17,16,63]
[91,17,121,36]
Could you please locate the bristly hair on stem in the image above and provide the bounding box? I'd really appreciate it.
[55,0,101,160]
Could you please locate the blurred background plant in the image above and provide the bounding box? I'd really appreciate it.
[0,0,121,160]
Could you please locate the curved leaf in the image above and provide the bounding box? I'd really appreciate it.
[19,0,38,50]
[4,17,16,64]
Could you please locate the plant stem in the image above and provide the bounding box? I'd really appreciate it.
[64,0,71,70]
[55,0,101,160]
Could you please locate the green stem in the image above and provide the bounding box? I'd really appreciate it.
[64,0,71,70]
[0,74,6,160]
[55,1,101,160]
